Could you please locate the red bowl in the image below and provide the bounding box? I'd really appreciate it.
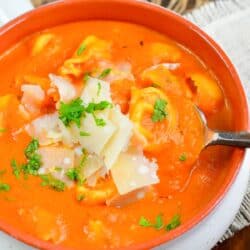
[0,0,248,249]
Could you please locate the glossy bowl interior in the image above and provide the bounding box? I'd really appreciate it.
[0,0,248,249]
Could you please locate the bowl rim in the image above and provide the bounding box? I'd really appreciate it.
[0,0,249,249]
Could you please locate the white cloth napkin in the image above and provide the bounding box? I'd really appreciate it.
[185,0,250,242]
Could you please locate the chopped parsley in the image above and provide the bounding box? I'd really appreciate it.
[139,216,152,227]
[59,98,85,127]
[0,169,6,176]
[11,138,41,178]
[66,168,79,181]
[83,72,90,83]
[85,101,112,113]
[98,68,111,79]
[139,214,164,230]
[24,138,39,158]
[139,213,181,231]
[0,183,10,192]
[66,150,87,185]
[151,83,160,88]
[179,153,187,162]
[0,128,6,133]
[59,99,112,128]
[76,44,86,56]
[10,159,21,178]
[165,214,181,231]
[97,82,101,96]
[80,131,90,137]
[54,167,63,172]
[151,98,168,122]
[40,174,65,192]
[76,194,85,202]
[92,114,106,127]
[154,214,164,230]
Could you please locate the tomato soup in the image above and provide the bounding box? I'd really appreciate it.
[0,21,233,249]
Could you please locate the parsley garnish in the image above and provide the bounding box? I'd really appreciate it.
[179,153,187,162]
[165,214,181,231]
[0,183,10,192]
[66,150,87,185]
[25,138,39,158]
[97,82,101,96]
[139,214,164,230]
[139,213,181,231]
[151,83,160,88]
[151,98,168,122]
[59,99,112,128]
[80,131,90,137]
[76,194,85,202]
[10,159,21,178]
[85,101,112,113]
[77,44,86,56]
[40,174,65,192]
[92,114,106,127]
[98,68,111,79]
[83,72,90,83]
[154,214,164,230]
[0,128,6,133]
[59,98,85,127]
[11,138,41,177]
[139,216,152,227]
[66,168,78,181]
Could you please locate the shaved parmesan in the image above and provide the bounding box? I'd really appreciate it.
[101,106,133,169]
[25,113,61,146]
[81,77,111,104]
[21,84,45,115]
[38,146,75,187]
[111,152,159,195]
[76,114,116,154]
[49,74,77,102]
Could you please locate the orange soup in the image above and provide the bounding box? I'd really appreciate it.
[0,21,233,249]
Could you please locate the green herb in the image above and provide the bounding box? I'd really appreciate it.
[59,98,85,127]
[10,159,21,178]
[77,44,86,56]
[76,194,85,202]
[0,128,6,133]
[165,214,181,231]
[154,214,164,230]
[97,82,101,96]
[25,138,39,158]
[139,214,164,230]
[10,138,41,178]
[54,167,62,172]
[66,168,79,181]
[85,101,112,113]
[0,169,6,176]
[139,216,152,227]
[98,68,111,79]
[92,114,106,127]
[0,183,10,192]
[179,153,187,162]
[83,72,90,83]
[22,153,41,176]
[80,131,90,137]
[40,174,65,192]
[151,98,168,122]
[151,83,160,88]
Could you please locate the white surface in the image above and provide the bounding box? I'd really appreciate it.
[0,1,249,250]
[0,0,33,25]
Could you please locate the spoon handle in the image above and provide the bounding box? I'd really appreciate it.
[208,131,250,147]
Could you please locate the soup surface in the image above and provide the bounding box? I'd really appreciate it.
[0,21,234,249]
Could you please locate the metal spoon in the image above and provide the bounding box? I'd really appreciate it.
[196,107,250,147]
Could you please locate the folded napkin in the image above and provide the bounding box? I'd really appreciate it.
[185,0,250,242]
